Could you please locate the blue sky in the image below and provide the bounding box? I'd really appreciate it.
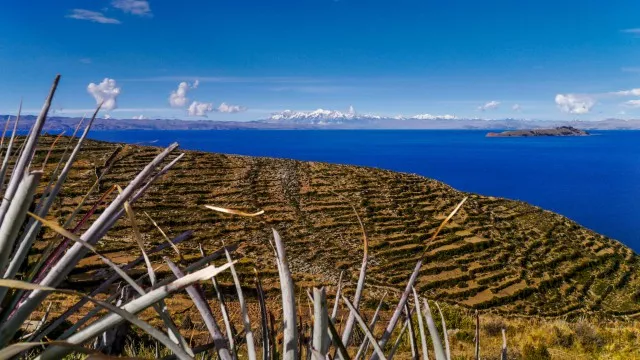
[2,0,640,121]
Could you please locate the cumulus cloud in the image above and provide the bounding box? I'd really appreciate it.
[217,102,246,113]
[111,0,152,16]
[512,104,521,112]
[132,114,147,120]
[478,101,500,111]
[169,82,190,107]
[66,9,121,24]
[555,94,594,114]
[623,100,640,108]
[188,101,214,117]
[87,78,121,111]
[169,81,199,107]
[104,114,112,119]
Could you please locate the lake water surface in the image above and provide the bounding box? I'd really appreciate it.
[86,130,640,252]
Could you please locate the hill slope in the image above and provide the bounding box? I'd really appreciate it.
[34,136,640,317]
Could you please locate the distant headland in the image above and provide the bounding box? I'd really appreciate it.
[486,126,590,137]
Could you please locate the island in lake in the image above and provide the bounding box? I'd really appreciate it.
[486,126,590,137]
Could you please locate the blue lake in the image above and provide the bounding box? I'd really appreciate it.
[85,130,640,252]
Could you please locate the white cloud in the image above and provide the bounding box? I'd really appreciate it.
[87,78,121,111]
[611,88,640,96]
[169,81,199,107]
[512,104,521,112]
[623,100,640,108]
[111,0,152,16]
[555,94,594,114]
[478,101,500,111]
[104,114,111,119]
[132,114,147,120]
[622,28,640,34]
[66,9,121,24]
[169,82,189,107]
[217,102,246,113]
[79,58,92,64]
[187,101,214,117]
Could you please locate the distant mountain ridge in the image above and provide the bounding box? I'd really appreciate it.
[3,113,640,131]
[265,106,458,124]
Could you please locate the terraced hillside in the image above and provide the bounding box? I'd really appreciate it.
[29,135,640,317]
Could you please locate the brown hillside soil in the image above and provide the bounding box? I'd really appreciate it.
[22,135,640,321]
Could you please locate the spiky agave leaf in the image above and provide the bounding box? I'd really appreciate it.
[28,213,195,356]
[0,76,59,225]
[412,288,429,360]
[501,328,507,360]
[331,270,343,323]
[422,299,446,360]
[55,244,231,347]
[255,269,269,360]
[387,317,410,360]
[371,197,467,360]
[474,310,480,360]
[271,229,298,360]
[0,143,180,346]
[0,172,41,281]
[6,110,98,288]
[326,314,351,360]
[341,296,387,360]
[338,199,368,354]
[224,246,257,360]
[33,231,193,342]
[145,211,182,259]
[200,244,236,359]
[36,261,235,359]
[0,101,21,194]
[435,303,450,360]
[205,205,264,217]
[0,279,194,360]
[354,294,386,360]
[312,288,330,356]
[122,193,156,286]
[404,303,418,360]
[166,258,232,360]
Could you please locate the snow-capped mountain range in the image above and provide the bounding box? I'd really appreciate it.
[266,106,457,124]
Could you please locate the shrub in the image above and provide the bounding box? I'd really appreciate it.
[483,319,506,337]
[454,330,474,343]
[522,343,551,360]
[574,321,605,351]
[552,326,574,348]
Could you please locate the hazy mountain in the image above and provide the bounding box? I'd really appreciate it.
[3,113,640,131]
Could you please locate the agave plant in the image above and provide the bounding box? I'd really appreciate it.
[0,76,506,360]
[0,76,237,359]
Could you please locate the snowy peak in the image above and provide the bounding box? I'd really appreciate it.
[267,107,457,124]
[267,107,381,124]
[408,114,458,120]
